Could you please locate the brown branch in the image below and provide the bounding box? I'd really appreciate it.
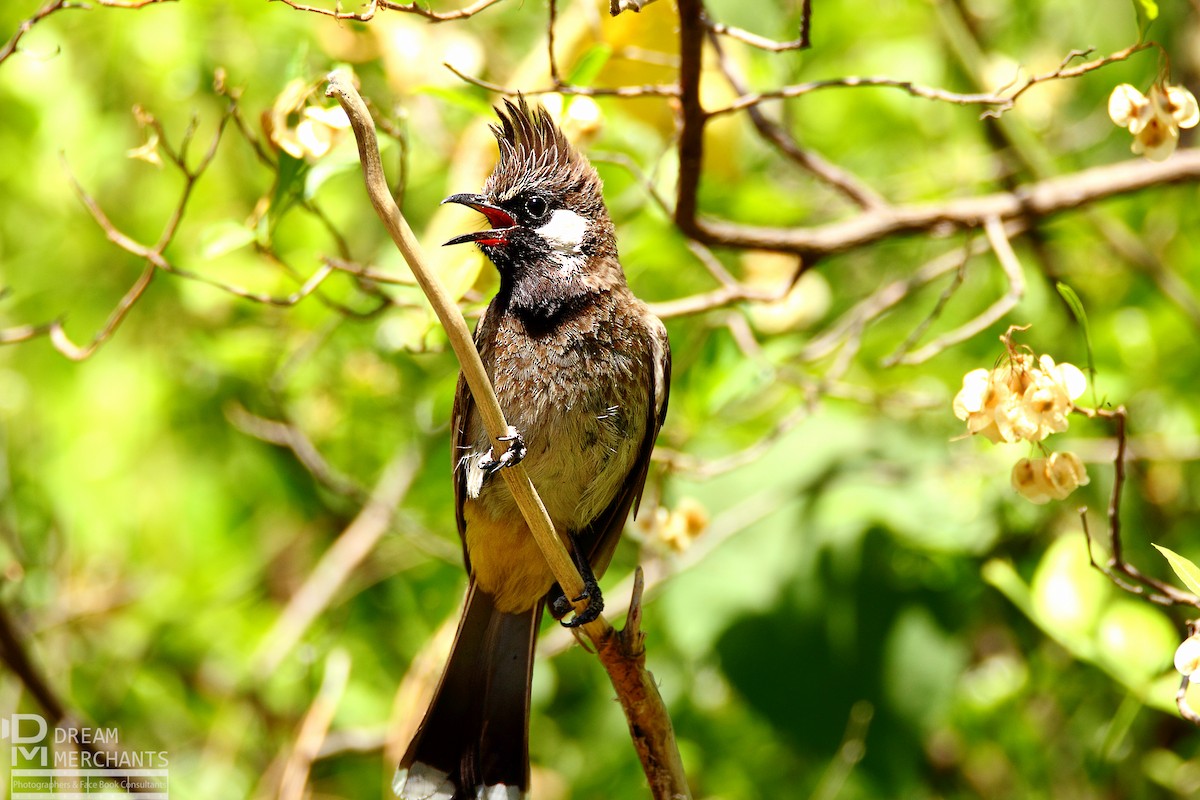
[0,602,159,791]
[706,27,886,212]
[269,0,505,22]
[251,452,418,679]
[888,216,1025,365]
[0,0,174,67]
[326,69,691,799]
[710,42,1150,118]
[225,403,370,502]
[687,149,1200,261]
[673,1,1199,267]
[278,649,352,800]
[0,601,70,724]
[800,233,1000,362]
[595,566,688,794]
[1178,675,1200,725]
[444,62,679,99]
[674,0,705,235]
[712,76,1007,118]
[982,43,1152,119]
[701,7,811,52]
[1078,406,1200,608]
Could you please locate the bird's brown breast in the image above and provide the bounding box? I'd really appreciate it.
[460,289,657,610]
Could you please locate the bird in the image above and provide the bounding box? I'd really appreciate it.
[394,98,671,800]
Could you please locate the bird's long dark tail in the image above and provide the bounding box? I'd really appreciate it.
[395,581,542,800]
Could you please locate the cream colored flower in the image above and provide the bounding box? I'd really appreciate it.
[954,351,1086,444]
[1175,635,1200,678]
[1018,355,1088,440]
[265,79,352,162]
[953,368,1009,443]
[638,497,709,553]
[1011,452,1089,504]
[1109,82,1200,162]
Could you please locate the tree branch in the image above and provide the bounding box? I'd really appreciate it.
[688,149,1200,261]
[1079,406,1200,609]
[270,0,506,22]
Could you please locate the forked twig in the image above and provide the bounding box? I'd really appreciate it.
[1078,406,1200,608]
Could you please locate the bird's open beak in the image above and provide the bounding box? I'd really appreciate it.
[442,193,517,247]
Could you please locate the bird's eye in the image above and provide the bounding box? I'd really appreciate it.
[524,195,549,220]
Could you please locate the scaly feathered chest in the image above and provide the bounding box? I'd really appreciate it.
[464,295,652,531]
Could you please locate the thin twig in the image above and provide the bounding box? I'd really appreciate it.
[445,62,679,98]
[1077,406,1200,608]
[270,0,505,22]
[692,150,1200,260]
[982,43,1152,118]
[251,452,419,679]
[709,42,1150,118]
[655,404,812,479]
[1178,676,1200,724]
[0,0,174,66]
[225,403,370,502]
[712,76,1009,118]
[701,8,810,52]
[648,281,788,320]
[890,216,1025,365]
[706,27,886,211]
[800,233,1000,362]
[278,649,352,800]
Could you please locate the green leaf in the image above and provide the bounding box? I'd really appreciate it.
[268,152,309,232]
[199,221,257,259]
[1056,281,1096,402]
[1153,544,1200,596]
[1130,0,1157,37]
[567,44,613,87]
[417,85,495,118]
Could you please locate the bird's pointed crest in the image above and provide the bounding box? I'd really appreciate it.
[484,96,599,201]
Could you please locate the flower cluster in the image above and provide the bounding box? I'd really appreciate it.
[264,79,352,162]
[953,354,1086,445]
[1010,453,1089,504]
[1108,82,1199,162]
[953,334,1090,504]
[637,497,709,554]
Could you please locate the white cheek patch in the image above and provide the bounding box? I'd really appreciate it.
[535,209,588,255]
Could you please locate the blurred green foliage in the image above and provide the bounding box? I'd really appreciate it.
[2,0,1200,798]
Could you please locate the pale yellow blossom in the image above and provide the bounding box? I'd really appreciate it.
[265,79,352,162]
[953,368,1009,443]
[954,351,1086,444]
[1109,82,1200,162]
[1175,635,1200,677]
[1011,452,1089,504]
[638,497,709,553]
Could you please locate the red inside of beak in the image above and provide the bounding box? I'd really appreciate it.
[478,206,516,229]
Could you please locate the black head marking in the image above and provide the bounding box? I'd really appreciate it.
[483,96,601,205]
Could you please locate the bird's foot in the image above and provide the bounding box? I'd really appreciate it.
[549,574,604,628]
[478,426,526,477]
